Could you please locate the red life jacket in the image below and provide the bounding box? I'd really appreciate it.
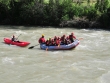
[45,40,49,46]
[39,37,45,43]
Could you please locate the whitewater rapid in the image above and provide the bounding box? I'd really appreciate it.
[0,26,110,83]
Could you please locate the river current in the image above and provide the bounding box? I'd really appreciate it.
[0,26,110,83]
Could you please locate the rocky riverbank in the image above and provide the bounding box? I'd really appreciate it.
[59,17,103,29]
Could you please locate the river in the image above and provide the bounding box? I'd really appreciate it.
[0,26,110,83]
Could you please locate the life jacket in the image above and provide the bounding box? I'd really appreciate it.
[54,36,57,41]
[60,36,66,44]
[12,37,15,41]
[69,35,74,42]
[45,40,49,46]
[11,36,17,42]
[54,40,59,46]
[51,39,55,46]
[48,39,52,46]
[39,37,45,43]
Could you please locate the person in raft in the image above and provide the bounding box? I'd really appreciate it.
[38,34,46,44]
[60,34,66,45]
[11,35,16,41]
[45,38,53,46]
[69,32,76,42]
[11,35,19,42]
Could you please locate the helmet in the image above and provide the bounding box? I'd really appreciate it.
[42,34,44,37]
[66,36,69,39]
[54,36,57,38]
[63,35,65,37]
[13,35,15,37]
[71,32,74,35]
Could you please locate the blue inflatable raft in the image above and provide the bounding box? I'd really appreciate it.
[40,39,80,50]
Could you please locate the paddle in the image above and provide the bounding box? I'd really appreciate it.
[28,44,39,49]
[15,34,22,41]
[78,38,83,40]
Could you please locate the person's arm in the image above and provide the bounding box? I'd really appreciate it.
[73,36,76,39]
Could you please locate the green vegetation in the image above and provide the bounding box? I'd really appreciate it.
[0,0,110,29]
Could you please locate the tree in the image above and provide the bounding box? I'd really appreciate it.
[95,0,109,12]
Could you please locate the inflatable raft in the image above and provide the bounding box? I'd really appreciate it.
[4,38,30,47]
[40,39,80,50]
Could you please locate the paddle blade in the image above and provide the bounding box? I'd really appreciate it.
[28,46,34,49]
[78,38,83,40]
[28,44,39,49]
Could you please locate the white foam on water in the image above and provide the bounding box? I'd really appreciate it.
[15,30,27,35]
[99,71,110,83]
[2,57,15,65]
[0,27,110,83]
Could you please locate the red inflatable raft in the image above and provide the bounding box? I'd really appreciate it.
[4,38,30,47]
